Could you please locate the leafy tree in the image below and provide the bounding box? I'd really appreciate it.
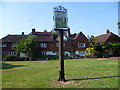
[117,22,120,29]
[101,42,111,52]
[13,36,40,60]
[94,43,120,57]
[111,43,120,56]
[101,42,112,57]
[88,35,96,48]
[43,29,48,32]
[86,47,98,57]
[51,30,59,35]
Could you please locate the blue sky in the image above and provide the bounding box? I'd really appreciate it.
[0,2,119,39]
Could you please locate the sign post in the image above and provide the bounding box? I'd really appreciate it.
[53,6,68,82]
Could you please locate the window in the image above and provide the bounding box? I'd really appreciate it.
[79,51,86,56]
[9,52,16,55]
[56,43,65,47]
[107,42,112,44]
[42,51,46,55]
[2,43,6,47]
[78,43,86,48]
[40,43,47,48]
[12,43,16,47]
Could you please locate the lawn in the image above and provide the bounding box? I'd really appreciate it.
[1,58,119,88]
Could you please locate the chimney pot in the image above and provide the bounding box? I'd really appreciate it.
[106,29,110,33]
[22,32,24,35]
[32,28,36,32]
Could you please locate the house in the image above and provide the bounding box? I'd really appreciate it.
[0,28,89,59]
[94,30,120,44]
[94,30,120,57]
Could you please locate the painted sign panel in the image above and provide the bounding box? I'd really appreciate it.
[53,6,68,29]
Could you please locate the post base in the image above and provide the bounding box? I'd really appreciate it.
[58,70,66,82]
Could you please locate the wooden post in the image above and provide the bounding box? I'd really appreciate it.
[58,29,66,82]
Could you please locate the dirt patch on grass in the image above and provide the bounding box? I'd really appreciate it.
[97,58,108,60]
[97,57,120,60]
[108,62,118,64]
[48,78,77,88]
[109,57,120,60]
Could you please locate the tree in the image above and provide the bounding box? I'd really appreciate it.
[117,22,120,29]
[13,36,39,60]
[88,35,96,48]
[51,30,59,35]
[111,43,120,56]
[86,47,98,57]
[43,29,48,32]
[101,42,111,57]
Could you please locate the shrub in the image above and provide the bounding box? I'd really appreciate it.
[5,55,17,61]
[19,57,29,61]
[5,55,29,61]
[40,55,59,60]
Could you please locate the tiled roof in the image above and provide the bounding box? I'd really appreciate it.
[1,32,58,43]
[1,35,28,42]
[36,35,53,42]
[70,33,76,39]
[29,32,52,35]
[94,32,120,44]
[74,32,88,40]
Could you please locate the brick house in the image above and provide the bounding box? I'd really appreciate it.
[0,28,89,59]
[94,30,120,57]
[94,30,120,44]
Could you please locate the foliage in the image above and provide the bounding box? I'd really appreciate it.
[101,42,111,52]
[117,22,120,29]
[88,35,96,47]
[2,58,118,88]
[40,55,59,60]
[5,55,29,61]
[43,29,48,32]
[51,30,59,35]
[111,43,120,56]
[86,47,98,57]
[13,36,39,60]
[75,54,81,58]
[93,43,120,57]
[5,55,17,61]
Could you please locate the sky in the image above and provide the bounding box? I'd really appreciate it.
[0,1,119,39]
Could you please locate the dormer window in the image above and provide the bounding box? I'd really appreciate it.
[78,43,86,48]
[40,43,47,48]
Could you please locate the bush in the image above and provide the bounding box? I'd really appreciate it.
[5,55,17,61]
[5,55,29,61]
[40,55,59,60]
[19,57,29,61]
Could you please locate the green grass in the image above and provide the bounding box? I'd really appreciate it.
[1,58,119,88]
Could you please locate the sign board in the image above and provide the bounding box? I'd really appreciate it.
[53,6,68,29]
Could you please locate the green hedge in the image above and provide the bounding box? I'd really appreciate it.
[4,55,29,61]
[40,55,59,60]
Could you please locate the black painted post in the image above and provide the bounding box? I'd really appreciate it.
[58,29,66,82]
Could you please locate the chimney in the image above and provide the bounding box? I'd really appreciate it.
[32,28,36,33]
[22,32,24,35]
[66,27,70,38]
[106,29,110,33]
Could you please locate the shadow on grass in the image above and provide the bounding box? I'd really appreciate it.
[0,62,25,69]
[67,76,120,81]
